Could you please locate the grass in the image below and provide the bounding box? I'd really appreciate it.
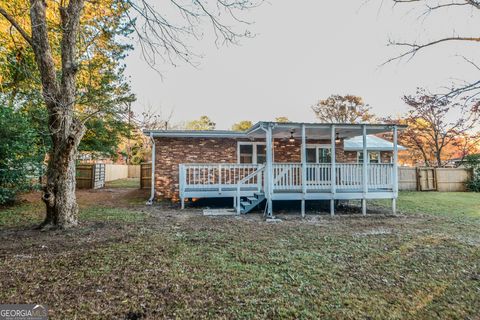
[105,178,140,189]
[0,190,479,319]
[372,191,480,217]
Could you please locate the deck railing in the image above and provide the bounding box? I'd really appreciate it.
[179,162,394,195]
[179,163,261,193]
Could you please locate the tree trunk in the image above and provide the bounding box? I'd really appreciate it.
[27,0,86,229]
[41,116,86,229]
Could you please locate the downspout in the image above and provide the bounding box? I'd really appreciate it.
[146,132,156,205]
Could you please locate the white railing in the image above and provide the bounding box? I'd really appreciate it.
[336,163,363,190]
[180,163,261,192]
[273,163,302,191]
[306,164,332,189]
[179,163,394,196]
[368,163,393,189]
[272,163,393,191]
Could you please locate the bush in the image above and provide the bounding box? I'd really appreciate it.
[0,106,43,204]
[464,154,480,192]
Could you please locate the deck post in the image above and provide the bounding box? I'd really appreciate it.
[330,124,336,216]
[301,124,307,217]
[362,124,368,215]
[266,124,274,217]
[218,164,222,194]
[392,125,399,214]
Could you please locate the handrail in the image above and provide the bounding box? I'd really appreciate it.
[236,164,265,214]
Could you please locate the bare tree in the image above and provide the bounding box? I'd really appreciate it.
[312,94,376,123]
[0,0,260,229]
[400,88,480,167]
[386,0,480,97]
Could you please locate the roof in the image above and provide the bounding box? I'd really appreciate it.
[143,129,246,138]
[343,135,407,151]
[144,121,407,138]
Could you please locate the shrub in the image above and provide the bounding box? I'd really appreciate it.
[0,106,43,204]
[464,154,480,192]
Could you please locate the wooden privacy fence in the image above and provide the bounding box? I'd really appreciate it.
[103,164,141,182]
[398,167,472,192]
[140,163,152,189]
[76,163,105,189]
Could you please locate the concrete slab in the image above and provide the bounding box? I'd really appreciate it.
[203,209,237,216]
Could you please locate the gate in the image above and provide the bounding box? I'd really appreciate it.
[416,167,437,191]
[76,163,106,189]
[140,163,152,189]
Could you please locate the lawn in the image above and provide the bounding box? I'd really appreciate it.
[105,178,140,189]
[372,191,480,217]
[0,190,479,319]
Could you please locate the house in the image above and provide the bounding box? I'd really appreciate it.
[144,121,406,217]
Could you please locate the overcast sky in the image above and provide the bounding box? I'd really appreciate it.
[125,1,479,130]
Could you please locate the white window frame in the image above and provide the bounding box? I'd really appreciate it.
[306,144,331,163]
[237,142,267,164]
[357,151,381,164]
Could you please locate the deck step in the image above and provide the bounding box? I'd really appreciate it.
[240,193,266,214]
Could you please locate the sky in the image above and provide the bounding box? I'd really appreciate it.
[125,1,480,130]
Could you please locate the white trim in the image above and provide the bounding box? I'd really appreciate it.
[237,141,267,164]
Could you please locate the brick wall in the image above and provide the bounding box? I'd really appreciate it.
[154,137,392,200]
[154,137,237,200]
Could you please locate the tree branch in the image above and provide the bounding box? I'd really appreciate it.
[0,5,33,47]
[384,36,480,65]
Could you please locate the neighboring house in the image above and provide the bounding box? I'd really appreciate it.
[144,121,406,216]
[343,135,407,164]
[445,153,480,168]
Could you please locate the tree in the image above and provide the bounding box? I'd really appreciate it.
[0,0,259,229]
[0,1,136,160]
[186,116,216,130]
[399,88,480,167]
[312,95,375,123]
[275,117,290,123]
[231,120,252,131]
[386,0,480,98]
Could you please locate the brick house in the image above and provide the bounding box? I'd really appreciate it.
[145,121,406,216]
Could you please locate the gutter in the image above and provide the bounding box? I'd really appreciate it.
[146,132,156,205]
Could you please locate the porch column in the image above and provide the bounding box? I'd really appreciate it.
[301,124,306,217]
[392,125,398,214]
[266,124,274,217]
[362,125,368,215]
[330,125,336,216]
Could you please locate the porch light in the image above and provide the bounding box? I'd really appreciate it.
[335,132,341,143]
[289,131,295,143]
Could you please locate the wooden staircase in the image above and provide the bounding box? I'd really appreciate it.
[239,192,265,214]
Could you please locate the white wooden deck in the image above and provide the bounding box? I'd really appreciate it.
[179,163,395,200]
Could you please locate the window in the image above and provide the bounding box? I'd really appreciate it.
[238,142,267,164]
[239,144,253,164]
[306,145,331,182]
[306,145,331,163]
[256,144,267,164]
[357,151,381,163]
